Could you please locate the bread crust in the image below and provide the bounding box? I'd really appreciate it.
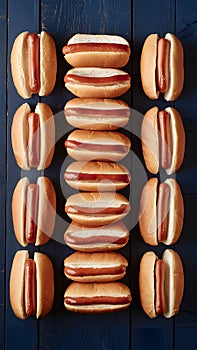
[11,102,55,170]
[64,251,128,282]
[64,34,130,68]
[66,130,131,162]
[65,161,130,191]
[64,98,130,130]
[11,31,57,98]
[64,282,131,313]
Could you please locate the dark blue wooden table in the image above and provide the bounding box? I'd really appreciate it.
[1,0,197,349]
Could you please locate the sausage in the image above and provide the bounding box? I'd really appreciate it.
[157,183,170,242]
[62,43,130,55]
[64,74,130,85]
[64,265,126,277]
[65,295,132,305]
[156,38,170,93]
[25,184,39,243]
[64,140,129,154]
[27,33,40,93]
[155,259,165,314]
[65,204,130,215]
[64,172,130,182]
[65,233,128,245]
[158,110,172,169]
[64,107,130,117]
[24,259,36,317]
[28,113,40,168]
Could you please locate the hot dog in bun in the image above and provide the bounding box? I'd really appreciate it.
[141,107,185,175]
[140,33,184,101]
[139,178,184,246]
[65,130,131,162]
[64,221,130,252]
[64,67,131,98]
[64,282,132,313]
[139,250,184,318]
[65,192,130,226]
[10,250,54,319]
[64,98,130,130]
[12,177,56,246]
[64,161,131,191]
[11,103,55,170]
[62,34,130,68]
[64,251,128,282]
[11,31,57,98]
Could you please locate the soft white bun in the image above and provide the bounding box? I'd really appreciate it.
[141,106,185,174]
[65,192,130,226]
[9,250,54,319]
[11,31,57,98]
[64,220,130,251]
[140,33,184,101]
[11,102,55,170]
[64,98,130,130]
[65,130,131,162]
[64,161,131,191]
[63,34,130,68]
[139,250,184,318]
[64,282,132,313]
[12,176,56,246]
[64,67,131,98]
[64,251,128,282]
[139,178,184,246]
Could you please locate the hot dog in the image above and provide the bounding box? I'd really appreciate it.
[11,103,55,171]
[139,178,184,246]
[10,250,54,319]
[62,34,130,68]
[64,161,131,191]
[139,250,184,318]
[141,106,185,174]
[64,67,131,98]
[64,282,132,313]
[64,98,130,130]
[64,251,128,282]
[65,130,131,162]
[11,31,57,98]
[64,221,129,252]
[140,33,184,101]
[12,176,56,246]
[65,192,130,226]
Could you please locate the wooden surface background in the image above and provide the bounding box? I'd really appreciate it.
[1,0,197,349]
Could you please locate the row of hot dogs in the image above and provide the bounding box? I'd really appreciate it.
[9,30,185,318]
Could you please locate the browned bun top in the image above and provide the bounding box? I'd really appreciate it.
[66,191,129,208]
[9,250,29,319]
[139,178,158,246]
[11,31,57,98]
[64,251,128,267]
[63,34,130,68]
[64,98,130,130]
[67,129,131,146]
[11,102,55,171]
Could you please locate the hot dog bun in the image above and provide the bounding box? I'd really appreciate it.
[65,192,130,226]
[11,31,57,98]
[65,130,131,162]
[141,106,185,174]
[12,176,56,246]
[62,34,130,68]
[64,282,132,313]
[64,67,131,98]
[139,178,184,246]
[139,250,184,318]
[64,98,130,130]
[11,102,55,170]
[140,33,184,101]
[64,251,128,282]
[64,220,129,252]
[64,161,131,191]
[10,250,54,319]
